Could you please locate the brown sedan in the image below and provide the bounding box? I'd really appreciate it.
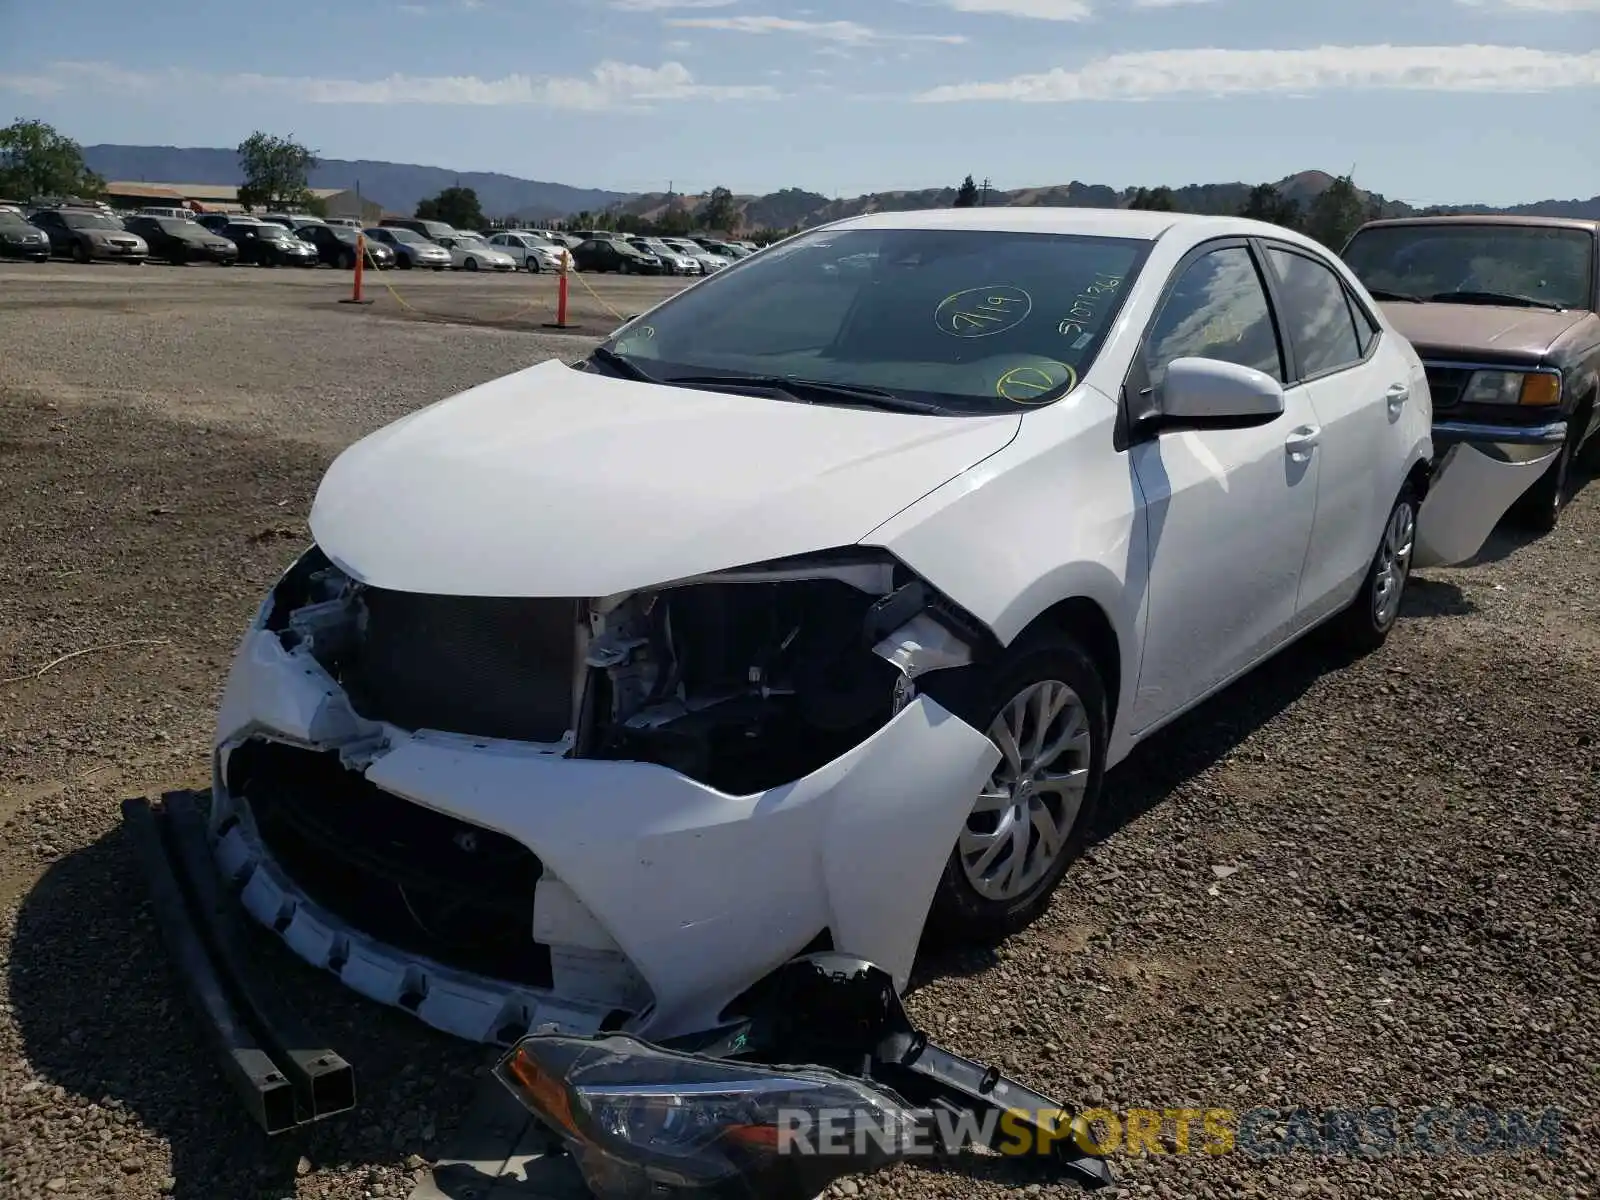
[1342,215,1599,531]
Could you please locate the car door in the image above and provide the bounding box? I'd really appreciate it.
[31,211,65,254]
[1258,242,1401,629]
[1126,239,1321,733]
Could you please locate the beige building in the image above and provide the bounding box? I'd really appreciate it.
[102,181,383,223]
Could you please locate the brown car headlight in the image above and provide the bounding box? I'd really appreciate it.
[1461,369,1561,407]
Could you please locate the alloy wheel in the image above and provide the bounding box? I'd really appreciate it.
[960,680,1092,902]
[1372,497,1416,629]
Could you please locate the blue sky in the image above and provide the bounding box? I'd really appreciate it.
[2,0,1598,205]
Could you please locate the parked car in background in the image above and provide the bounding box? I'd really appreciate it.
[570,237,662,274]
[487,230,571,272]
[699,239,751,259]
[567,228,619,243]
[263,212,325,230]
[222,221,318,267]
[136,206,197,222]
[626,236,700,275]
[434,232,518,272]
[212,209,1461,1047]
[381,217,458,242]
[662,237,729,273]
[198,213,257,236]
[29,207,148,263]
[541,231,582,249]
[1343,214,1600,542]
[0,209,51,260]
[324,217,364,229]
[297,223,394,270]
[364,225,453,270]
[123,215,240,265]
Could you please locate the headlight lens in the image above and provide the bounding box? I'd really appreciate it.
[497,1033,925,1195]
[1462,369,1561,407]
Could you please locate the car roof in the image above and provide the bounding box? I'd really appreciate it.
[1354,214,1600,234]
[819,206,1293,243]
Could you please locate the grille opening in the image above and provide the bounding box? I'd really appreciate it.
[228,739,552,988]
[337,590,580,743]
[1423,364,1470,409]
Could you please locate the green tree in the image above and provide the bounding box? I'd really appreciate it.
[0,119,103,201]
[416,185,485,229]
[1238,182,1301,231]
[236,132,318,212]
[953,174,980,208]
[698,185,737,232]
[1304,174,1367,250]
[1127,185,1176,211]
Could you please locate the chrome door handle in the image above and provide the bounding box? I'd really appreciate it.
[1385,382,1409,416]
[1285,424,1321,462]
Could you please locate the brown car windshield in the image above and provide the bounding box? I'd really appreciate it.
[1343,224,1594,312]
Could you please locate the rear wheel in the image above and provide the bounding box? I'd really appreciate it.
[464,257,479,272]
[925,630,1107,944]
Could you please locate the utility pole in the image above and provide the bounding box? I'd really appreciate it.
[979,177,991,206]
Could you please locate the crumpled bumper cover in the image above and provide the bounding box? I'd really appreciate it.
[1414,422,1564,568]
[212,626,999,1043]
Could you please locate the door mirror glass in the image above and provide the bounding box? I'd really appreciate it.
[1160,356,1285,424]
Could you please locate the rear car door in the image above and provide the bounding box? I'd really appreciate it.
[1259,242,1405,628]
[1127,240,1321,732]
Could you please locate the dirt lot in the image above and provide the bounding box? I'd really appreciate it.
[0,261,1596,1200]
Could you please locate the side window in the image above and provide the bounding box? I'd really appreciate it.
[1145,245,1283,386]
[1266,247,1363,377]
[1347,290,1380,356]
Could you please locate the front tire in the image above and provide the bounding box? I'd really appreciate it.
[925,631,1108,944]
[1514,430,1575,533]
[464,257,479,272]
[1330,484,1417,654]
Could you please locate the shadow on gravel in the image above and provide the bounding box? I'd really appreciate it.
[1402,575,1476,617]
[8,818,484,1200]
[1466,460,1596,566]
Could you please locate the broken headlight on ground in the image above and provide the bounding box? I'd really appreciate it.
[496,1033,923,1199]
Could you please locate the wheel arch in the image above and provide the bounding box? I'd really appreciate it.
[1013,596,1123,733]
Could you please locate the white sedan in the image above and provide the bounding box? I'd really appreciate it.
[433,232,517,272]
[487,230,572,273]
[207,208,1500,1047]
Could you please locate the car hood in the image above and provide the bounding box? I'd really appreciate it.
[1379,301,1592,360]
[309,359,1021,597]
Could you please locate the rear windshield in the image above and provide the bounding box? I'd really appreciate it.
[607,226,1150,414]
[1343,223,1595,311]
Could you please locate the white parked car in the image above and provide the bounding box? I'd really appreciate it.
[487,230,572,273]
[210,208,1508,1048]
[433,232,517,272]
[661,237,729,273]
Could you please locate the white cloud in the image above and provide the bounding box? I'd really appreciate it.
[917,44,1600,101]
[609,0,736,9]
[938,0,1092,18]
[666,15,967,42]
[1457,0,1600,9]
[0,60,779,109]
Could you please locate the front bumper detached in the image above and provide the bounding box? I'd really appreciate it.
[209,625,1000,1045]
[123,791,357,1134]
[1414,419,1565,568]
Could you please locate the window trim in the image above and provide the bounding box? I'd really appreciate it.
[1255,238,1382,383]
[1116,236,1290,450]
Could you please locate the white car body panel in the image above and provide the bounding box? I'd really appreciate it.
[1413,443,1560,567]
[309,359,1022,597]
[214,206,1449,1044]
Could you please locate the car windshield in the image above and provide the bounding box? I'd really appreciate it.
[159,219,208,238]
[0,214,34,231]
[258,225,293,239]
[1343,223,1594,311]
[60,211,122,230]
[384,228,426,243]
[454,235,488,248]
[603,226,1149,414]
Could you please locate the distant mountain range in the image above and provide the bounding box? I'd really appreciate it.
[81,145,628,221]
[615,171,1600,230]
[81,146,1600,228]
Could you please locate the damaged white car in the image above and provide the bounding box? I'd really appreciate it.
[210,208,1459,1047]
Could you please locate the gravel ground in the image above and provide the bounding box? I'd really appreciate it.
[1,262,1596,1200]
